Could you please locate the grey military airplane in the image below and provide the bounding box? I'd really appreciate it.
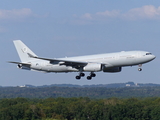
[9,40,156,80]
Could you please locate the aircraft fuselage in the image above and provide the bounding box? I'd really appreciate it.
[9,40,156,80]
[30,51,155,72]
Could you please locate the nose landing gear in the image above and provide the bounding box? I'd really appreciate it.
[138,68,142,71]
[138,64,142,71]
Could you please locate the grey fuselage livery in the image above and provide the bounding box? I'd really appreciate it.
[9,40,156,80]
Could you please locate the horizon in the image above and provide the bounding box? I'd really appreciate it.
[1,81,160,87]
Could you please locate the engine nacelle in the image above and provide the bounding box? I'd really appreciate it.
[83,63,102,72]
[103,67,122,73]
[17,64,30,70]
[17,64,22,69]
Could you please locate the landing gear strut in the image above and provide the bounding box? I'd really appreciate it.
[138,64,142,71]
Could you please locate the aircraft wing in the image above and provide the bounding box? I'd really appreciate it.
[27,53,88,68]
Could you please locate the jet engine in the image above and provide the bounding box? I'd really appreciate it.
[17,64,22,69]
[17,64,30,70]
[83,63,102,72]
[103,67,122,73]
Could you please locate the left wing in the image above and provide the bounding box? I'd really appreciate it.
[27,53,88,68]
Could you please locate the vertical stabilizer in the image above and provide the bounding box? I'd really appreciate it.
[13,40,37,62]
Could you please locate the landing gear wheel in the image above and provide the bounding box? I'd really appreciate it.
[87,76,92,80]
[138,68,142,71]
[80,73,85,77]
[76,76,81,80]
[91,73,96,77]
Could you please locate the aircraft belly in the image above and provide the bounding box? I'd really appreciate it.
[108,58,137,67]
[43,65,78,72]
[30,62,78,72]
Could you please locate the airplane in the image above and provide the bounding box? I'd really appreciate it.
[9,40,156,80]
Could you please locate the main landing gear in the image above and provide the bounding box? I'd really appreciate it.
[87,72,96,80]
[75,72,85,80]
[76,72,96,80]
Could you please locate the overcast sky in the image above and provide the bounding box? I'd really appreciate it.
[2,0,160,86]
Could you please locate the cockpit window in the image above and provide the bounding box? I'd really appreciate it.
[146,53,152,55]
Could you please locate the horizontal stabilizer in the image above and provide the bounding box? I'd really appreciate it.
[8,61,31,66]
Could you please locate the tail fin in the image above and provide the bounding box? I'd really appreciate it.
[13,40,37,62]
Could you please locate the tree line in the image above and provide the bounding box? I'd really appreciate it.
[1,97,160,120]
[0,86,160,98]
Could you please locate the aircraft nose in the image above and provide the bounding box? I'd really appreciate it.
[151,55,156,60]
